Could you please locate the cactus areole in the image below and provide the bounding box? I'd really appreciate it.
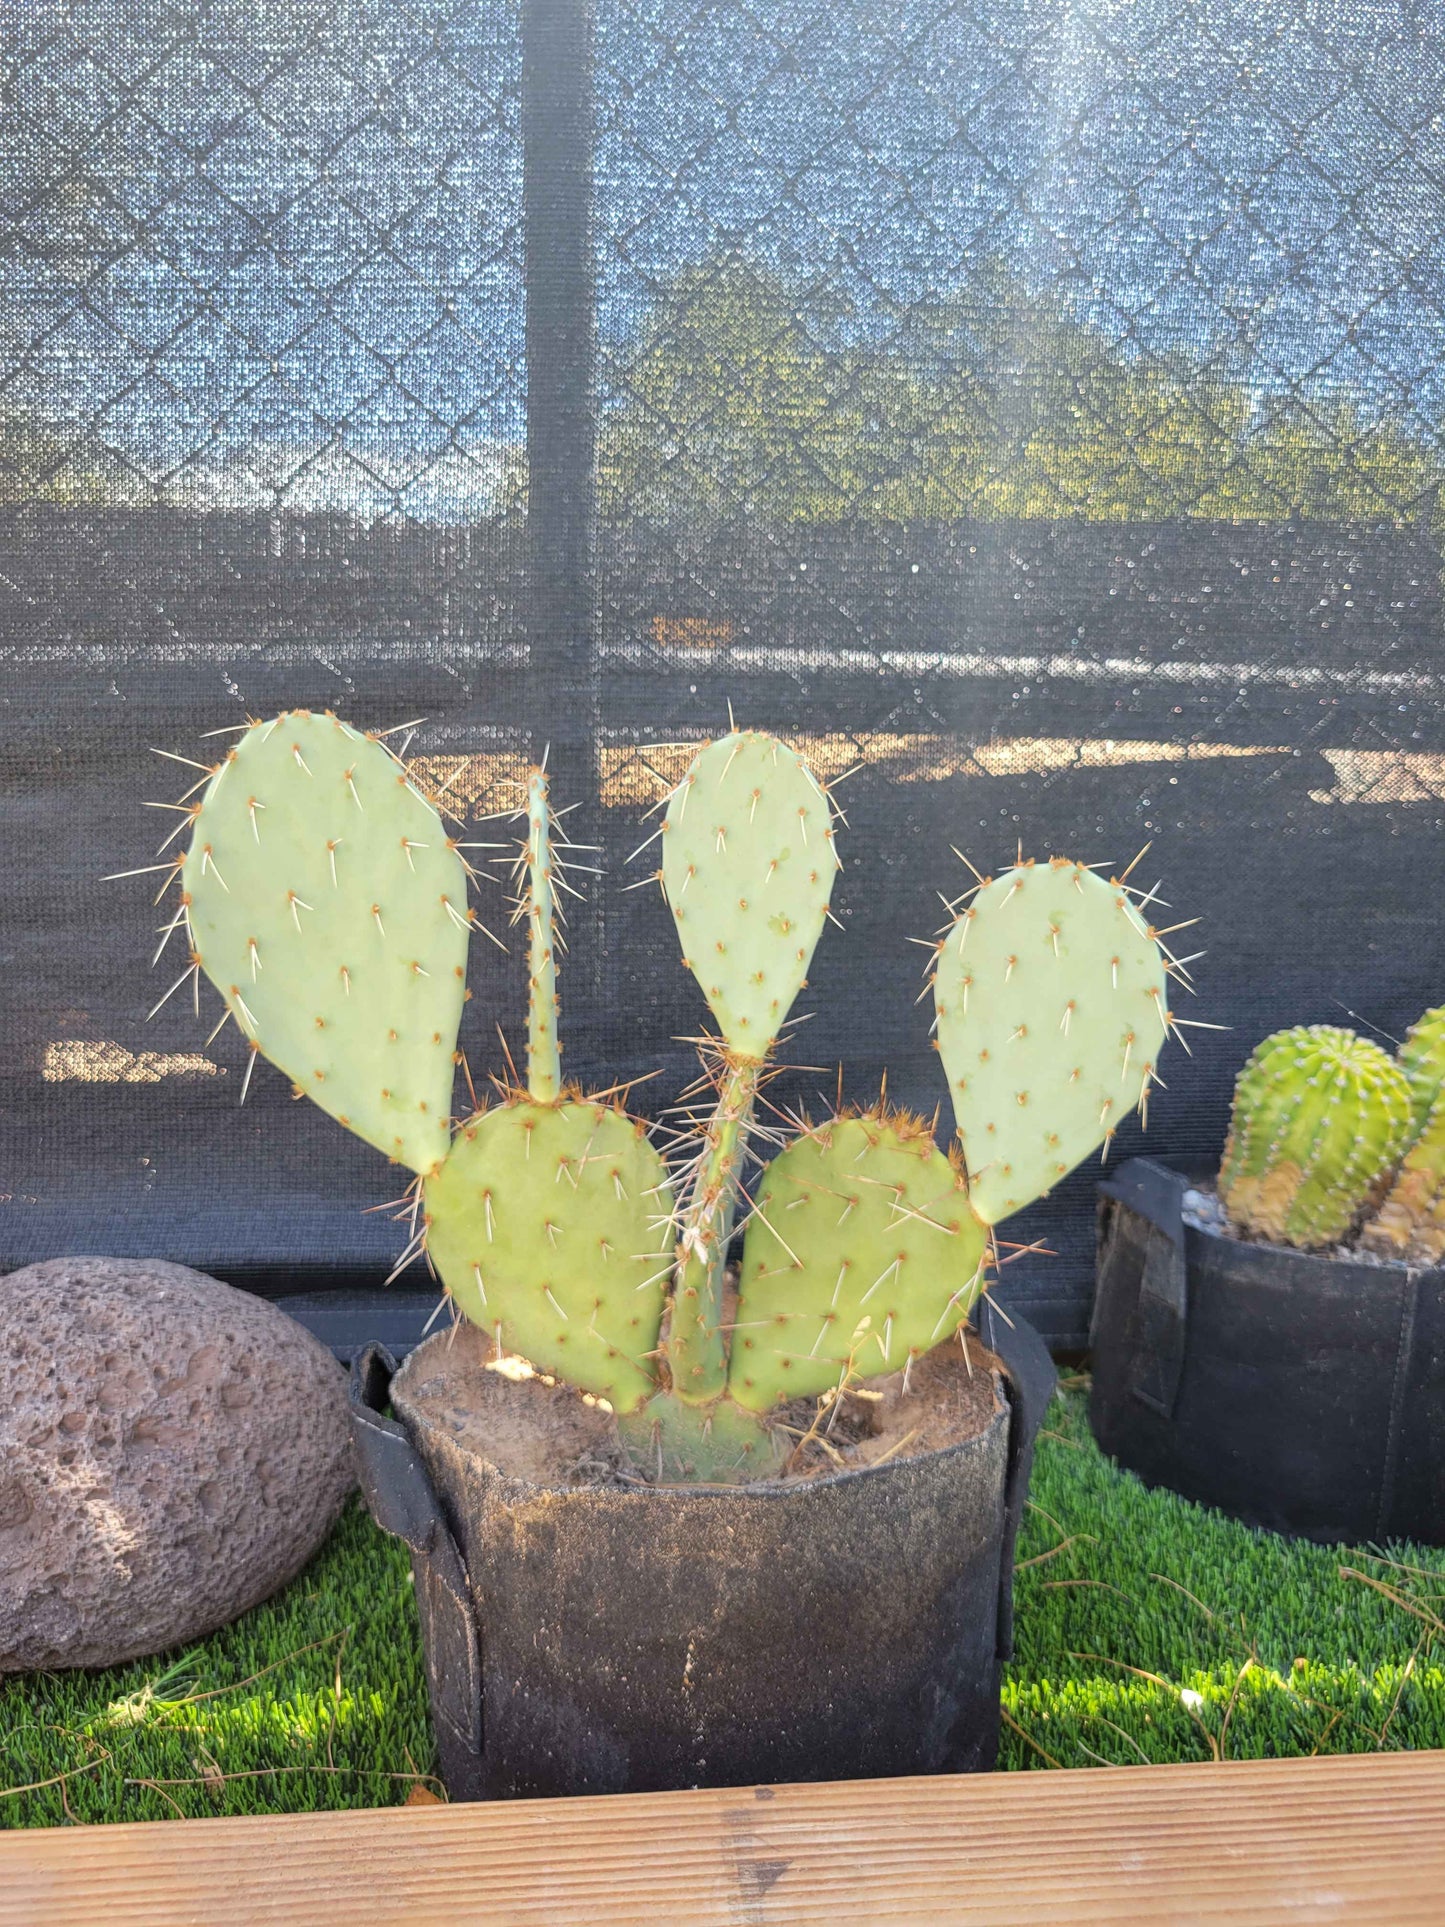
[130,709,1187,1485]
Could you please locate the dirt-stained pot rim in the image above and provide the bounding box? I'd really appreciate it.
[388,1329,1011,1503]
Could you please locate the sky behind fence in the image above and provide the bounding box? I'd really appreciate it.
[0,0,1441,513]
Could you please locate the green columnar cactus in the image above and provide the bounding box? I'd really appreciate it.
[1219,1025,1412,1249]
[1360,1086,1445,1264]
[1399,1005,1445,1135]
[1358,1006,1445,1264]
[729,1109,987,1411]
[932,856,1173,1222]
[178,710,471,1173]
[654,729,840,1405]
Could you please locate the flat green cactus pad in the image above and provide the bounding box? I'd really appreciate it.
[728,1111,988,1412]
[660,730,838,1059]
[1221,1024,1412,1249]
[182,711,469,1174]
[424,1097,674,1413]
[934,856,1170,1224]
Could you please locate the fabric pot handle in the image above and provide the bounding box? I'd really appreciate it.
[348,1344,484,1785]
[1097,1158,1190,1420]
[976,1296,1055,1663]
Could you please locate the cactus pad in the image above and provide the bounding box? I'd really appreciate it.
[660,730,838,1059]
[425,1097,674,1413]
[182,711,469,1173]
[1219,1024,1412,1249]
[934,856,1170,1223]
[728,1111,988,1412]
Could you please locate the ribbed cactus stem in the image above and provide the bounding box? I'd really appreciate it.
[1361,1008,1445,1263]
[1400,1004,1445,1136]
[523,766,561,1104]
[1361,1085,1445,1263]
[1219,1025,1412,1249]
[668,1054,762,1403]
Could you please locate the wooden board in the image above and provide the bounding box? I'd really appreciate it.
[4,1750,1441,1925]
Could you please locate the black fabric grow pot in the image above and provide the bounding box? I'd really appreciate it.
[1091,1157,1445,1545]
[349,1297,1053,1800]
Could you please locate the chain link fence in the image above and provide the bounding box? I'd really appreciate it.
[3,0,1443,1343]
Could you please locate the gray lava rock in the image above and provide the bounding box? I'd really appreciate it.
[1,1256,354,1673]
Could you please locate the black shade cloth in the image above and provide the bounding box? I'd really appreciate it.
[2,0,1443,1348]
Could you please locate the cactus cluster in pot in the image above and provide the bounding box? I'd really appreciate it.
[1218,1012,1445,1262]
[125,710,1190,1481]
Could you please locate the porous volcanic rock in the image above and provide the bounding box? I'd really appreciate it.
[1,1256,353,1672]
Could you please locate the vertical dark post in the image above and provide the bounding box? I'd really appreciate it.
[522,0,602,1027]
[522,0,599,788]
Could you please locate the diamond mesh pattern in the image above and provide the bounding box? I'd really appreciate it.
[3,0,1444,1344]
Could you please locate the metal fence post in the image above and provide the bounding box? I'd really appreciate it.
[522,0,602,1017]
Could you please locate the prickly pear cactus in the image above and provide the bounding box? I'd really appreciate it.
[659,729,838,1059]
[425,1097,674,1413]
[1219,1025,1412,1249]
[933,856,1172,1223]
[1399,1005,1445,1135]
[180,710,470,1173]
[728,1111,988,1412]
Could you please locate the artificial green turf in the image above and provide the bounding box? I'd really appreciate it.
[4,1385,1444,1826]
[0,1500,433,1829]
[1001,1381,1445,1769]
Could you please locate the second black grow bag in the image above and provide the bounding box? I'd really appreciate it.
[1090,1157,1445,1545]
[349,1297,1054,1801]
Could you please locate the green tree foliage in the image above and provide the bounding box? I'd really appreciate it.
[600,254,1444,530]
